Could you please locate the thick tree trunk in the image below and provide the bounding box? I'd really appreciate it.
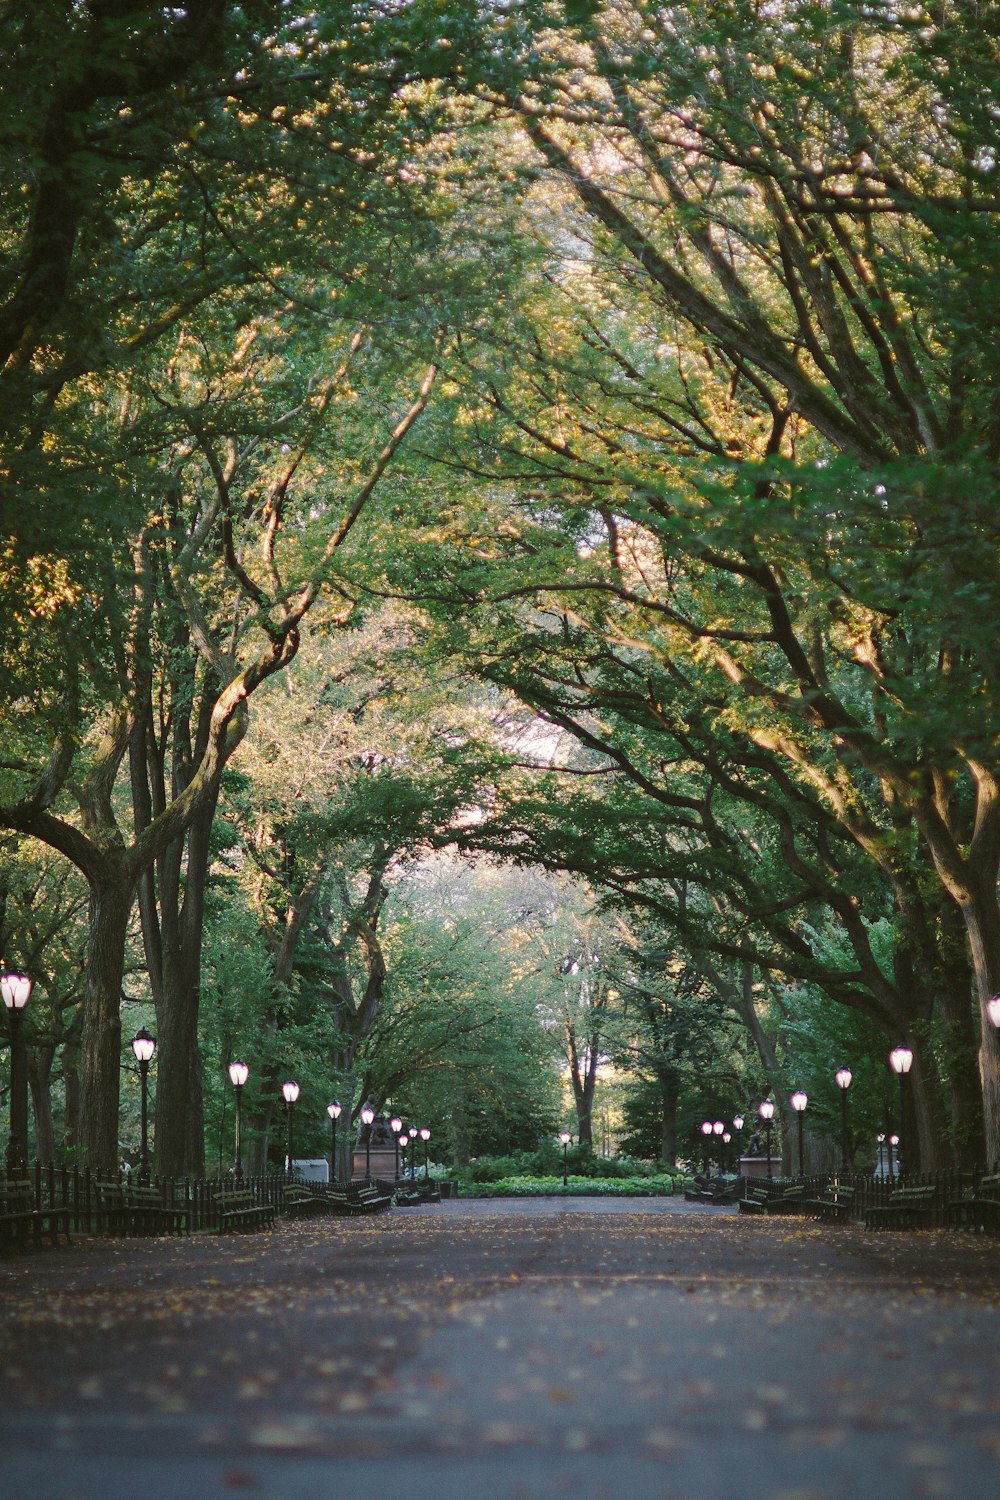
[566,1018,599,1148]
[656,1069,679,1166]
[153,964,205,1177]
[78,876,135,1173]
[135,701,220,1179]
[932,898,985,1166]
[62,1045,80,1151]
[28,1043,56,1162]
[962,895,1000,1165]
[333,1071,358,1185]
[572,1069,596,1148]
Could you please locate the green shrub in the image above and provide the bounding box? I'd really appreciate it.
[456,1151,665,1185]
[460,1174,676,1198]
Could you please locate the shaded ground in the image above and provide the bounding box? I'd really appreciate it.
[2,1197,999,1499]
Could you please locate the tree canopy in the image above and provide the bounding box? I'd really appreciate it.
[4,1,1000,1176]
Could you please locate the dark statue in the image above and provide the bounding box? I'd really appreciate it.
[356,1096,397,1146]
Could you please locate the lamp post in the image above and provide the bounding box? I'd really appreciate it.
[408,1125,418,1179]
[397,1132,409,1180]
[420,1127,431,1180]
[131,1027,156,1183]
[327,1100,342,1185]
[712,1120,724,1172]
[835,1068,852,1173]
[360,1101,375,1180]
[229,1061,249,1181]
[888,1045,913,1177]
[732,1115,744,1174]
[722,1131,732,1169]
[758,1099,775,1179]
[2,970,32,1175]
[790,1090,808,1178]
[282,1080,300,1178]
[559,1131,571,1187]
[700,1120,713,1173]
[390,1116,402,1181]
[890,1133,899,1179]
[988,995,1000,1030]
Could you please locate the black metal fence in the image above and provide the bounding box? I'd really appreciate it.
[1,1162,388,1236]
[6,1161,1000,1236]
[738,1164,1000,1228]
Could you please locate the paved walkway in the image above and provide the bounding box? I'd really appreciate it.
[2,1197,999,1499]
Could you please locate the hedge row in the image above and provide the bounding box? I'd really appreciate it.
[460,1174,682,1198]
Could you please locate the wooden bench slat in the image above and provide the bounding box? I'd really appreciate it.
[215,1190,275,1233]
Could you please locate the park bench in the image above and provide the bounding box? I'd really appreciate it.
[739,1182,805,1215]
[95,1180,129,1235]
[943,1174,1000,1234]
[684,1175,732,1204]
[282,1184,329,1219]
[126,1185,189,1237]
[325,1184,394,1216]
[215,1189,275,1233]
[0,1178,71,1250]
[863,1183,938,1231]
[395,1181,441,1207]
[94,1180,187,1237]
[803,1184,857,1223]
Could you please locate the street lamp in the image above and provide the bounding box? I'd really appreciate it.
[790,1090,808,1178]
[711,1121,724,1175]
[408,1125,418,1179]
[835,1068,852,1173]
[131,1027,156,1183]
[890,1133,900,1179]
[360,1101,375,1180]
[282,1080,300,1179]
[758,1099,775,1179]
[732,1115,744,1174]
[559,1131,571,1187]
[327,1100,342,1185]
[390,1115,402,1181]
[420,1127,431,1180]
[397,1132,409,1180]
[988,995,1000,1029]
[888,1045,913,1177]
[700,1120,713,1173]
[2,970,33,1174]
[229,1061,249,1181]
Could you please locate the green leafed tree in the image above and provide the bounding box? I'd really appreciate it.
[382,0,1000,1163]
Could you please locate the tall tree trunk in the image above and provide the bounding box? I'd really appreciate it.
[932,896,984,1166]
[573,1073,596,1148]
[566,1019,598,1147]
[135,687,220,1179]
[334,1069,358,1184]
[62,1043,80,1151]
[449,1096,471,1168]
[959,890,1000,1165]
[78,875,135,1173]
[656,1068,679,1166]
[153,963,205,1176]
[28,1043,56,1162]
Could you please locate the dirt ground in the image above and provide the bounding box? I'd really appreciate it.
[2,1197,999,1499]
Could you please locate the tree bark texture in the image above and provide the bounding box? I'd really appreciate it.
[78,877,135,1172]
[28,1043,56,1163]
[656,1069,679,1167]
